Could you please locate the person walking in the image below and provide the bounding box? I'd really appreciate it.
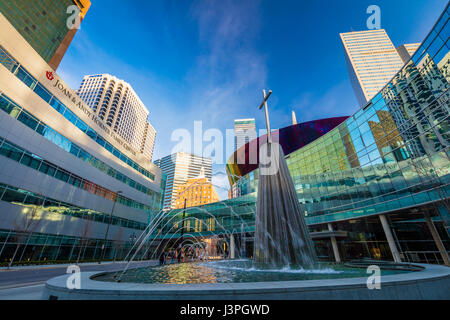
[159,251,165,265]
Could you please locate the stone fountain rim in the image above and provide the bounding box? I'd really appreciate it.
[43,262,450,299]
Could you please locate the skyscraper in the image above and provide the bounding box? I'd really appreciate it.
[396,43,421,63]
[234,118,257,150]
[340,29,405,106]
[292,110,297,125]
[154,153,213,210]
[0,0,91,70]
[76,74,156,161]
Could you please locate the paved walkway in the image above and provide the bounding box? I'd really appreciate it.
[0,284,45,300]
[0,260,152,271]
[0,260,156,299]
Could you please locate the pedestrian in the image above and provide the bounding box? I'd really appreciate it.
[159,251,165,265]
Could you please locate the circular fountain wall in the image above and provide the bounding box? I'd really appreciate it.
[43,261,450,300]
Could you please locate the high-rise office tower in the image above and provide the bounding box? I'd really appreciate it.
[234,118,257,150]
[0,0,91,70]
[175,168,220,209]
[340,29,405,106]
[76,74,156,161]
[396,43,421,63]
[154,153,213,210]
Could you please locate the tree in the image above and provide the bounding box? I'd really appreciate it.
[8,205,44,268]
[76,219,92,264]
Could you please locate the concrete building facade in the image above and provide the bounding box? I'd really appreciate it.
[175,168,220,209]
[340,29,406,106]
[0,13,164,264]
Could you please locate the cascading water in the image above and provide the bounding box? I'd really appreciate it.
[254,142,317,268]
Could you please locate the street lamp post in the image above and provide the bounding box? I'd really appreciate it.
[98,190,122,264]
[176,198,187,263]
[180,198,187,243]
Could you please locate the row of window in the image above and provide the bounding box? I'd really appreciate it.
[0,45,155,182]
[289,93,448,179]
[0,136,156,213]
[291,153,447,211]
[239,150,447,220]
[0,229,130,259]
[0,182,147,231]
[349,48,399,55]
[0,93,160,210]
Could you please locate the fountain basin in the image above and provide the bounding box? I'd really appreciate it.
[91,260,418,284]
[42,262,450,300]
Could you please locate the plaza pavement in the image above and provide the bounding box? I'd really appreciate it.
[0,260,156,300]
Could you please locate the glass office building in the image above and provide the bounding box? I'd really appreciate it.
[153,5,450,265]
[0,12,164,265]
[0,0,91,70]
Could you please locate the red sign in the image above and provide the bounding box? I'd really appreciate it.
[46,71,54,81]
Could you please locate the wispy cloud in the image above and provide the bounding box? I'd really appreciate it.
[185,0,267,126]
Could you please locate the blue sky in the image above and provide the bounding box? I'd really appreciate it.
[58,0,448,199]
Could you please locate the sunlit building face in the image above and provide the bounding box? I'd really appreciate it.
[340,29,405,106]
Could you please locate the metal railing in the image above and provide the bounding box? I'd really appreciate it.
[401,251,448,265]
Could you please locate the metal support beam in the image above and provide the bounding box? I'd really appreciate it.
[328,223,341,262]
[379,214,402,263]
[424,213,450,266]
